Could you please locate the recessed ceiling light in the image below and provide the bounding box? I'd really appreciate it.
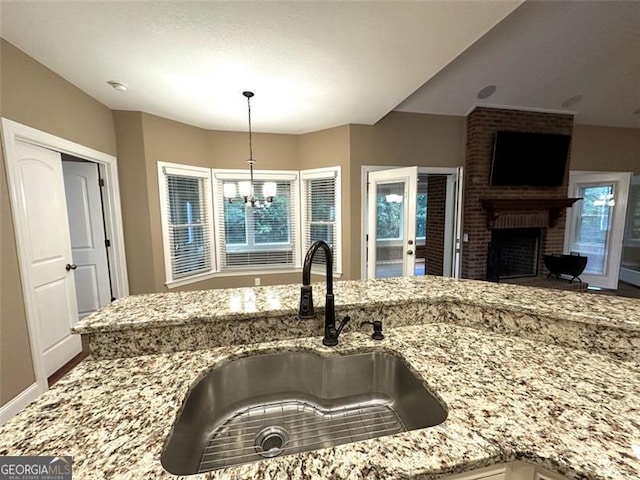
[477,85,497,100]
[633,107,640,115]
[561,95,583,108]
[107,81,128,92]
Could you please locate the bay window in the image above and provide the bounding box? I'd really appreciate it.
[158,163,341,286]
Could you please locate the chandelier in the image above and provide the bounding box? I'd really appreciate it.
[223,91,277,207]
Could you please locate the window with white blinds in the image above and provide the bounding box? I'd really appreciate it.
[158,162,214,284]
[213,171,300,271]
[157,163,341,286]
[301,167,342,275]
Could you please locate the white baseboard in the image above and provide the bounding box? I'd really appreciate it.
[0,383,41,426]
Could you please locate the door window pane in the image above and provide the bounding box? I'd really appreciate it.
[572,184,614,274]
[375,182,404,278]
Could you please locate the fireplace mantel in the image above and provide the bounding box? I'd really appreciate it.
[480,197,581,228]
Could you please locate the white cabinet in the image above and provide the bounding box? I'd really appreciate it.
[442,462,569,480]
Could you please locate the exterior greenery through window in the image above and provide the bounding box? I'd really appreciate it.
[219,180,296,269]
[376,193,427,240]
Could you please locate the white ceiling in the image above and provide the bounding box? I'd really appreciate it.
[397,0,640,129]
[0,1,521,134]
[1,1,637,134]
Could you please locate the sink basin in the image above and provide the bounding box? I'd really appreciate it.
[161,351,447,475]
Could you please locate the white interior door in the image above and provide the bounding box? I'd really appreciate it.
[13,141,82,376]
[367,167,418,279]
[565,171,631,289]
[63,160,112,318]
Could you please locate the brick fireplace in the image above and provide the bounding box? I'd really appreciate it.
[461,107,575,280]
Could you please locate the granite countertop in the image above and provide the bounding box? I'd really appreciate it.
[72,276,640,334]
[1,323,639,480]
[73,276,640,362]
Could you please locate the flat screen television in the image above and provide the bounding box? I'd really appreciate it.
[489,131,571,186]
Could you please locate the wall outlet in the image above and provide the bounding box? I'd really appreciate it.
[254,277,261,286]
[463,233,469,242]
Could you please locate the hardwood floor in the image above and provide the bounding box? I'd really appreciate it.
[587,281,640,299]
[47,334,90,387]
[505,275,640,299]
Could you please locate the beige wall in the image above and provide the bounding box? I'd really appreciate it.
[348,112,466,278]
[113,112,304,292]
[113,111,156,294]
[0,39,117,406]
[571,124,640,174]
[299,126,352,278]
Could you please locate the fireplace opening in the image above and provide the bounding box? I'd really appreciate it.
[487,228,541,281]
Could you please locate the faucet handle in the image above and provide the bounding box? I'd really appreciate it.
[337,315,350,334]
[360,320,384,340]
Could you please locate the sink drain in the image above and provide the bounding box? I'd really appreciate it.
[254,426,289,458]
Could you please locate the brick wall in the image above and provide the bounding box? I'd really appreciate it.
[426,175,447,276]
[461,107,574,280]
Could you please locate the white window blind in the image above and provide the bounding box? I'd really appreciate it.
[158,163,214,283]
[213,172,299,271]
[301,167,342,274]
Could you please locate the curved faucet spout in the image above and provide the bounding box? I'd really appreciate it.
[299,240,348,346]
[302,240,333,294]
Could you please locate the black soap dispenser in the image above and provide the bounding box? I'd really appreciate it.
[360,320,384,340]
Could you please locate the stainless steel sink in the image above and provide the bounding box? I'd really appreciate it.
[161,351,447,475]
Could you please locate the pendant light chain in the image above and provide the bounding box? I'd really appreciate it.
[244,91,256,202]
[246,92,254,164]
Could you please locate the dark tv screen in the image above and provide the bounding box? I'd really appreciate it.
[489,131,571,186]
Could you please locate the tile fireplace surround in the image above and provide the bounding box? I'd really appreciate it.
[462,107,575,280]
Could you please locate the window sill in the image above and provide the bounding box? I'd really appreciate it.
[165,268,304,289]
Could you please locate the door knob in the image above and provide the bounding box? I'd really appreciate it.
[408,240,414,245]
[65,263,77,271]
[407,250,414,255]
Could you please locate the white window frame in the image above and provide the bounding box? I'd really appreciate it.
[212,169,302,272]
[301,166,343,276]
[158,161,216,287]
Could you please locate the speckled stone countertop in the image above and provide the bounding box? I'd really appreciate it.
[73,276,640,333]
[72,276,640,361]
[1,324,639,480]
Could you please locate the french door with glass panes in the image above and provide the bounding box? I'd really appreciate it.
[367,167,418,279]
[565,171,631,289]
[365,166,462,280]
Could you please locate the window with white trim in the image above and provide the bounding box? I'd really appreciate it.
[301,166,342,275]
[158,162,215,284]
[213,171,300,271]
